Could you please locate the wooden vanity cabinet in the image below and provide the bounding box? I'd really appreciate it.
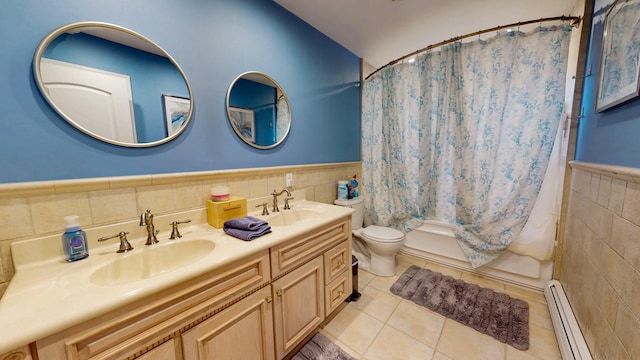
[32,217,352,360]
[35,251,270,360]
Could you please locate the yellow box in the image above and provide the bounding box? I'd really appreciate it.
[206,196,247,228]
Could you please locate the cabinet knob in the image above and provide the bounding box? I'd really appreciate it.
[276,289,283,296]
[265,296,273,303]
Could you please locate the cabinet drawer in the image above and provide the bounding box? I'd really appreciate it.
[325,270,350,315]
[271,219,349,277]
[323,241,349,284]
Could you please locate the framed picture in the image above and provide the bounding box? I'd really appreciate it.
[162,95,190,136]
[229,106,255,142]
[596,0,640,112]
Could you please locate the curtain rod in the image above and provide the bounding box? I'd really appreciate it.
[365,15,582,80]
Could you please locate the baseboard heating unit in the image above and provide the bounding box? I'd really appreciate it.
[544,280,592,360]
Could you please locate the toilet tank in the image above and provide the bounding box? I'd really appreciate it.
[334,197,364,230]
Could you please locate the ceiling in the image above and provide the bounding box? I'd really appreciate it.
[273,0,580,69]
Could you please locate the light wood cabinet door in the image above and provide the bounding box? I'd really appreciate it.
[272,257,324,359]
[181,286,275,360]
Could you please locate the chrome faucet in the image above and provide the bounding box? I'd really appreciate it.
[139,209,159,245]
[271,188,291,212]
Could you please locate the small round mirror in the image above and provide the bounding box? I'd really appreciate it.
[226,71,291,149]
[33,22,194,147]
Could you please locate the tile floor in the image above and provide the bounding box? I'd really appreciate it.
[319,254,562,360]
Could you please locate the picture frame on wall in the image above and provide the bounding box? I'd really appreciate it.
[162,95,191,136]
[229,106,256,143]
[596,0,640,112]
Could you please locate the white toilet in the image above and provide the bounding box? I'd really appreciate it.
[334,197,405,276]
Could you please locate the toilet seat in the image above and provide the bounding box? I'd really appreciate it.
[362,225,404,243]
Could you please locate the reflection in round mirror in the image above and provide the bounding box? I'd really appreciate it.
[33,22,194,147]
[226,71,291,149]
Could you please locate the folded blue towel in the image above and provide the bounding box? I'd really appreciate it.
[223,216,269,231]
[224,223,272,241]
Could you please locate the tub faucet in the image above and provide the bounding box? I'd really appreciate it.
[139,209,159,245]
[271,188,291,212]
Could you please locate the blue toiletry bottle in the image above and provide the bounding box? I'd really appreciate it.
[62,215,89,262]
[350,175,359,198]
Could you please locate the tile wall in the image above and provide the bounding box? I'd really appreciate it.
[558,162,640,360]
[0,162,361,298]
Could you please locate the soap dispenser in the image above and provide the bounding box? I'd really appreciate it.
[61,215,89,262]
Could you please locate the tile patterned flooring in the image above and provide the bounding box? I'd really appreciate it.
[319,254,562,360]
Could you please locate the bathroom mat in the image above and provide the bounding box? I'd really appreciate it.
[291,332,357,360]
[390,265,529,350]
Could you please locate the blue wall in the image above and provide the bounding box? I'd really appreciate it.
[0,0,361,183]
[43,33,189,143]
[576,0,640,167]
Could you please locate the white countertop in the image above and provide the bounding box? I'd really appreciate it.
[0,200,354,354]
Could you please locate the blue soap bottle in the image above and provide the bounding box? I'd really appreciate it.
[62,215,89,262]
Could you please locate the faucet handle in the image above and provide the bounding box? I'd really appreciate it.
[98,231,134,253]
[284,197,294,210]
[139,209,152,226]
[255,202,269,215]
[169,220,191,239]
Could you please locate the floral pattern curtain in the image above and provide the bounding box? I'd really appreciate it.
[361,26,572,267]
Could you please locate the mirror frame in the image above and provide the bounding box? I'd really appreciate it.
[596,0,640,112]
[33,21,194,147]
[226,71,291,150]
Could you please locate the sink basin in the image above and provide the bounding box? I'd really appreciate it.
[266,208,321,227]
[90,240,215,286]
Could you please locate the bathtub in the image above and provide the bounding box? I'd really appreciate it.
[401,220,553,290]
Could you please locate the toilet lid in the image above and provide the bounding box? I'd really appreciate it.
[362,225,404,242]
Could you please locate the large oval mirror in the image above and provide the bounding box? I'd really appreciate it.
[33,22,194,147]
[226,71,291,149]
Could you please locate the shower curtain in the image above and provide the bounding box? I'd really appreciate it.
[361,26,572,267]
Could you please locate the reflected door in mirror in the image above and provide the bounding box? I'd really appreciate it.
[41,58,137,143]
